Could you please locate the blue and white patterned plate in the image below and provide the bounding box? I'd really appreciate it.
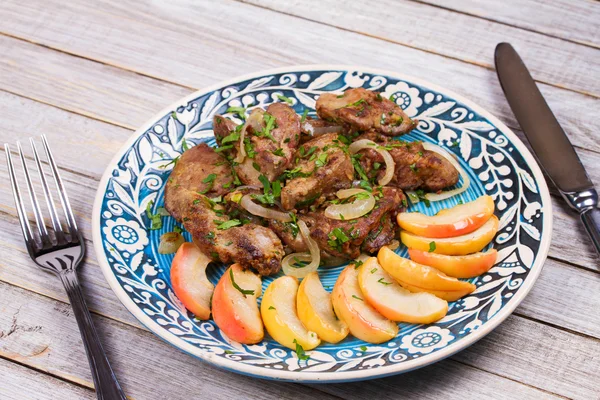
[92,66,552,382]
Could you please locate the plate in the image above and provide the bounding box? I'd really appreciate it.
[92,66,552,382]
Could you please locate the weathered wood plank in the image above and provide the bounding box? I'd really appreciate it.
[240,0,600,97]
[0,287,339,400]
[419,0,600,49]
[1,0,600,156]
[0,34,192,130]
[0,358,95,400]
[1,280,588,399]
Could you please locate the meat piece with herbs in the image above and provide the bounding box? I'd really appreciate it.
[356,131,459,192]
[213,103,301,186]
[280,132,354,210]
[316,88,417,136]
[164,144,284,275]
[301,187,406,259]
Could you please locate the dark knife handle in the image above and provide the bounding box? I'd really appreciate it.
[581,208,600,255]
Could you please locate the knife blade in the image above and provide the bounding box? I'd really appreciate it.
[495,42,600,255]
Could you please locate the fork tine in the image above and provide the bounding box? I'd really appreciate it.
[30,138,64,238]
[5,144,35,244]
[41,135,79,236]
[17,141,51,244]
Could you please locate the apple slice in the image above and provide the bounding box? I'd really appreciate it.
[398,195,495,238]
[332,264,398,344]
[408,248,498,278]
[378,246,475,301]
[297,272,349,344]
[170,242,214,320]
[261,276,321,350]
[212,264,264,344]
[400,215,499,256]
[358,257,448,323]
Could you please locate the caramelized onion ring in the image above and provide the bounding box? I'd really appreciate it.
[281,220,320,278]
[348,139,395,186]
[324,189,375,220]
[240,195,292,222]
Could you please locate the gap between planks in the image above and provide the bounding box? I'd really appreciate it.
[234,0,600,100]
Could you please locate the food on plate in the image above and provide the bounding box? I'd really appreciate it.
[358,257,448,323]
[212,264,264,344]
[297,272,349,343]
[170,242,214,320]
[332,265,398,343]
[164,143,284,275]
[261,276,321,350]
[397,195,495,238]
[408,249,498,278]
[355,131,459,192]
[158,231,185,254]
[377,247,475,301]
[400,215,499,256]
[164,88,461,276]
[316,88,417,135]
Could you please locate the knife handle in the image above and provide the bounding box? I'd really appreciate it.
[581,208,600,255]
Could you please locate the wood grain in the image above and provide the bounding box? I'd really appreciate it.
[2,280,593,399]
[419,0,600,49]
[0,358,95,400]
[0,282,338,400]
[240,0,600,97]
[1,0,600,155]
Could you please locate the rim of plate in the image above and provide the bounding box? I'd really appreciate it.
[92,64,553,382]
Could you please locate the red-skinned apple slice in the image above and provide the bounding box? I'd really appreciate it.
[408,248,498,278]
[397,195,495,238]
[170,242,214,320]
[332,263,398,344]
[212,264,264,344]
[358,257,448,324]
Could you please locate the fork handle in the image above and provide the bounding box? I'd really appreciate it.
[60,269,127,400]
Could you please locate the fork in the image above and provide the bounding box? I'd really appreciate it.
[4,135,126,400]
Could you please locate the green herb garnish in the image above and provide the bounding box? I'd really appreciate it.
[277,94,293,104]
[429,241,436,252]
[217,219,242,230]
[229,268,255,297]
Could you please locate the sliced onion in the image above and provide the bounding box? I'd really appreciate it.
[421,142,471,201]
[324,188,375,220]
[240,194,292,222]
[386,239,400,250]
[234,110,264,163]
[158,232,185,254]
[301,120,344,136]
[282,220,320,278]
[349,139,395,186]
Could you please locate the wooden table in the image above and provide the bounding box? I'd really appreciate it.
[1,1,599,398]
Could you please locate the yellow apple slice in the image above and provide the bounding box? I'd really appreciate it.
[297,272,349,343]
[332,264,398,344]
[398,195,495,238]
[408,248,498,278]
[358,257,448,323]
[212,264,264,344]
[400,215,499,256]
[170,242,213,320]
[261,276,321,350]
[378,246,475,301]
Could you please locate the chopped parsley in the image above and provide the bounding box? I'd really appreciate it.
[345,98,366,108]
[378,278,392,286]
[315,153,328,167]
[428,241,437,252]
[277,94,293,104]
[352,294,363,301]
[225,106,247,120]
[370,268,377,274]
[173,225,183,234]
[350,260,363,269]
[268,306,276,310]
[217,219,242,230]
[145,201,163,230]
[360,345,368,351]
[272,148,285,157]
[214,145,233,153]
[229,268,255,297]
[256,113,277,141]
[252,162,261,171]
[328,228,350,251]
[199,173,217,194]
[221,132,240,144]
[409,163,418,173]
[293,339,310,360]
[182,140,190,151]
[300,109,309,123]
[160,156,180,169]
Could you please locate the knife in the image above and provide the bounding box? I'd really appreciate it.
[494,42,600,255]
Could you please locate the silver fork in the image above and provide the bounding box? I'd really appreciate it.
[4,135,126,400]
